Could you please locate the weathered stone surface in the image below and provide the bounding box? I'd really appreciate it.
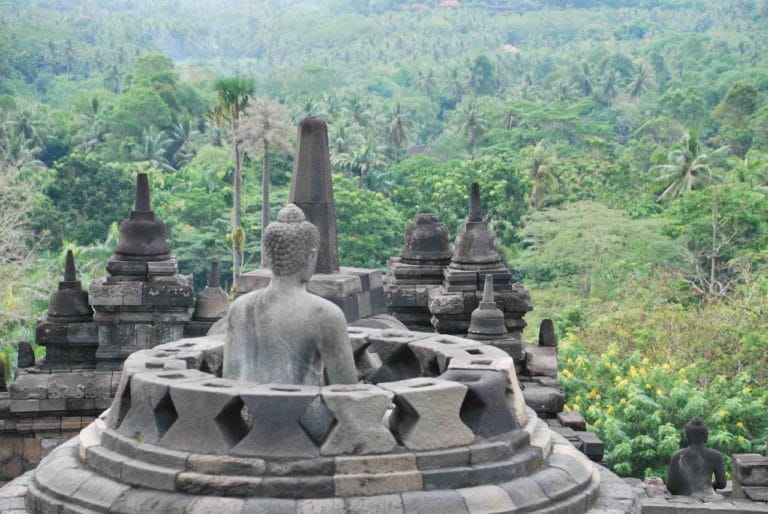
[335,470,423,496]
[402,490,470,514]
[242,497,297,514]
[267,457,335,477]
[108,489,192,514]
[400,213,452,264]
[46,251,93,323]
[336,454,417,475]
[9,374,49,399]
[467,275,507,338]
[122,457,179,491]
[289,117,339,274]
[261,476,335,498]
[186,453,266,476]
[118,370,208,443]
[733,454,768,486]
[416,447,471,470]
[440,368,520,438]
[523,382,565,415]
[345,494,405,514]
[428,292,464,315]
[176,472,262,496]
[193,262,229,321]
[381,377,474,450]
[160,377,249,454]
[538,318,558,347]
[458,484,516,513]
[186,497,245,514]
[320,384,396,455]
[231,385,322,458]
[17,342,35,368]
[577,431,605,461]
[558,411,587,431]
[523,343,558,377]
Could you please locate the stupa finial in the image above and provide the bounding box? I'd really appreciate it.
[469,182,483,222]
[135,173,151,211]
[64,250,77,282]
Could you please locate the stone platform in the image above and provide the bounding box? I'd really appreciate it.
[20,328,638,513]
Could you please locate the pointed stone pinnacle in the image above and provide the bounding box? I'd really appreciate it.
[289,117,339,274]
[482,274,494,303]
[64,250,77,282]
[135,173,151,211]
[468,182,483,222]
[208,261,221,288]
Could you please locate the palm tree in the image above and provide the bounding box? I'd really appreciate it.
[2,107,48,150]
[523,140,558,210]
[73,96,106,153]
[344,93,372,128]
[169,120,198,169]
[600,70,622,104]
[452,97,488,159]
[442,67,465,101]
[211,77,254,282]
[653,130,729,202]
[238,96,293,261]
[626,61,654,99]
[132,126,174,172]
[103,65,122,94]
[383,103,412,163]
[414,68,438,97]
[332,137,388,190]
[571,62,594,97]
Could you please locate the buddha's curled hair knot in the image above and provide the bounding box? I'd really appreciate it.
[265,204,320,276]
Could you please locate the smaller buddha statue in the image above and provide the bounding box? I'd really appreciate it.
[666,417,727,498]
[224,204,357,385]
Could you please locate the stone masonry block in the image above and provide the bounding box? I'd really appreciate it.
[307,274,362,298]
[407,335,480,376]
[142,282,194,307]
[36,322,68,345]
[231,384,321,459]
[118,369,207,443]
[428,291,464,315]
[67,323,99,343]
[345,494,404,514]
[161,377,250,454]
[335,471,423,496]
[10,374,50,399]
[523,343,558,377]
[458,485,516,514]
[440,368,520,438]
[381,377,474,450]
[320,384,396,455]
[401,490,470,514]
[734,454,768,486]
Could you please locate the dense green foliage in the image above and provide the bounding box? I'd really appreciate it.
[0,0,767,478]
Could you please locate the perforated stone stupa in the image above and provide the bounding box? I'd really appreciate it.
[24,188,636,514]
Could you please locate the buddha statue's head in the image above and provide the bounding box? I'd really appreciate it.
[264,203,320,281]
[684,417,709,445]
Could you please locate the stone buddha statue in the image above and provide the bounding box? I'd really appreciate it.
[223,204,357,385]
[666,417,727,498]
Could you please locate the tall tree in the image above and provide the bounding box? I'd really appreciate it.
[653,130,729,202]
[523,140,558,210]
[211,77,254,282]
[452,96,488,158]
[238,96,293,261]
[383,103,411,163]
